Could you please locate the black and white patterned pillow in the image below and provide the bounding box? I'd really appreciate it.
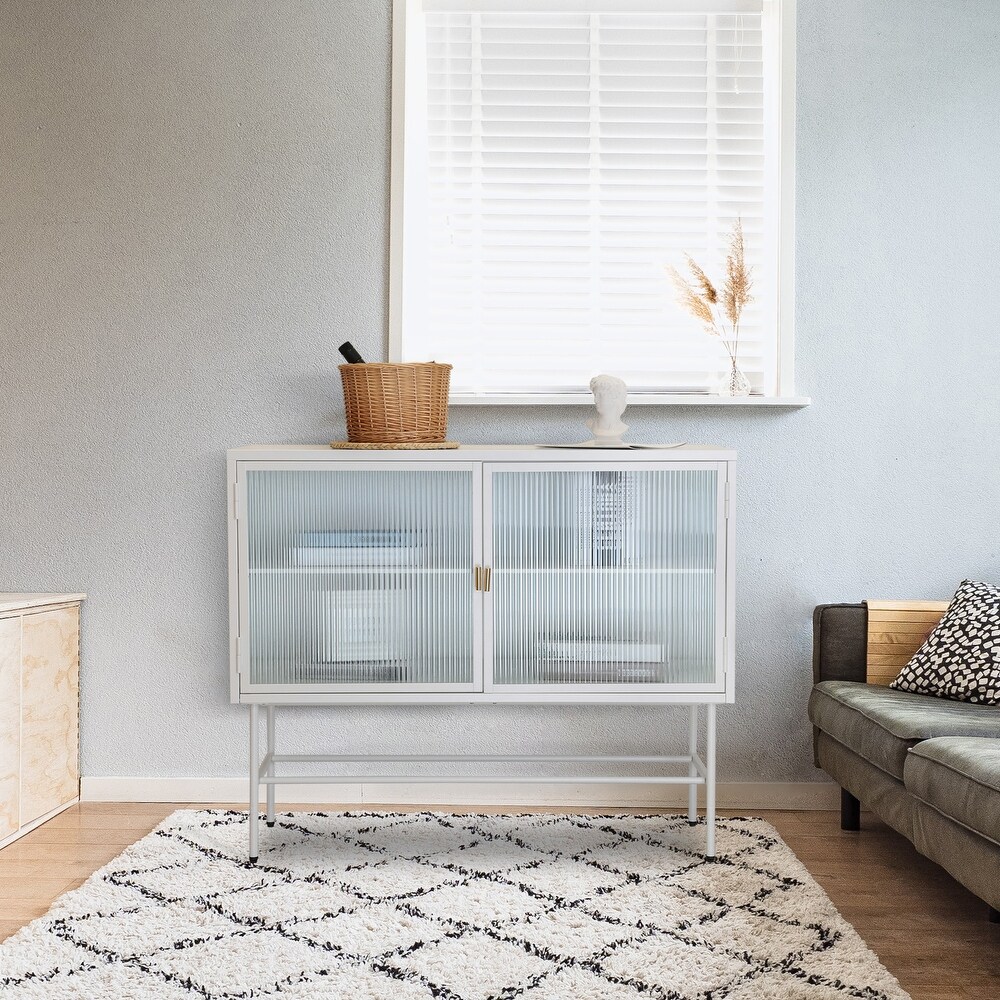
[890,580,1000,704]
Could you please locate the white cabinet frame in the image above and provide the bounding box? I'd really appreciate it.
[227,445,735,863]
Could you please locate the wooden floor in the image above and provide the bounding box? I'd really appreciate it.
[1,803,997,999]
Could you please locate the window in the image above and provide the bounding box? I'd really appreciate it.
[390,0,795,400]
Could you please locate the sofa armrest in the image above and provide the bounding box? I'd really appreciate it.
[811,603,867,768]
[812,603,868,685]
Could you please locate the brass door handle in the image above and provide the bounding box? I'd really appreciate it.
[474,566,482,591]
[483,567,492,592]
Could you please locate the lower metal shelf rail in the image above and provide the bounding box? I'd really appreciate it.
[246,703,718,863]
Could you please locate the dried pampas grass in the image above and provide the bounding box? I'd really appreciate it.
[666,265,715,332]
[667,218,753,365]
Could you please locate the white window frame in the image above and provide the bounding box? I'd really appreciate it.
[388,0,803,406]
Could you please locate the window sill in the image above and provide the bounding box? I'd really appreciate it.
[448,393,811,407]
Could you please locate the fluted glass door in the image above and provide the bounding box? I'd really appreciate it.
[487,464,724,690]
[240,465,478,690]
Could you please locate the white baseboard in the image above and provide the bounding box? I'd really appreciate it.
[81,777,839,810]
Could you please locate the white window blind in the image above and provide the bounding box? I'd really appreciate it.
[393,0,782,396]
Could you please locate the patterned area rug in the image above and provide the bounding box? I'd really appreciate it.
[0,810,910,999]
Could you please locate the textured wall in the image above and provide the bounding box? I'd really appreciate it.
[2,0,998,785]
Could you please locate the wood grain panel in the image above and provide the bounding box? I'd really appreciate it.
[867,600,952,611]
[868,642,922,654]
[870,622,944,635]
[20,607,79,825]
[865,600,949,686]
[868,610,949,624]
[0,618,19,840]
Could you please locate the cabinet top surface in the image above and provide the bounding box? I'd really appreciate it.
[0,593,86,615]
[229,444,736,462]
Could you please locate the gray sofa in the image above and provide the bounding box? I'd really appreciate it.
[808,603,1000,920]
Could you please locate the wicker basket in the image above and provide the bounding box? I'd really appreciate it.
[339,362,452,443]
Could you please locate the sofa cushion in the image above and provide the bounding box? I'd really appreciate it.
[905,737,1000,846]
[808,680,1000,780]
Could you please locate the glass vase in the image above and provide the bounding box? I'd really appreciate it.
[719,358,751,397]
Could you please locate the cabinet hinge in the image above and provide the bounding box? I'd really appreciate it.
[232,482,239,521]
[724,481,730,519]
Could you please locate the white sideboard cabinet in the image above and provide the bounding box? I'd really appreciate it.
[228,445,734,860]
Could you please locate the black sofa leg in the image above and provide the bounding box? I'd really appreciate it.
[840,789,861,831]
[989,906,1000,924]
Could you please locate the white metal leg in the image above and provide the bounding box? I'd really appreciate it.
[265,705,276,827]
[245,702,720,861]
[705,703,717,859]
[249,703,260,863]
[687,705,699,825]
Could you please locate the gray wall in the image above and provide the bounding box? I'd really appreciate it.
[2,0,998,785]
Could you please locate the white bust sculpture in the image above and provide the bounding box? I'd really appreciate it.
[586,374,629,447]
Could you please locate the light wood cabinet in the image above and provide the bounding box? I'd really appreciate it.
[0,617,20,841]
[0,594,84,849]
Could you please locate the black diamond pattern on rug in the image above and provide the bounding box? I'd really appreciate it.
[0,810,911,1000]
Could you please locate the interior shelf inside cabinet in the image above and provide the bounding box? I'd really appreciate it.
[250,567,468,575]
[253,658,471,686]
[499,568,713,574]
